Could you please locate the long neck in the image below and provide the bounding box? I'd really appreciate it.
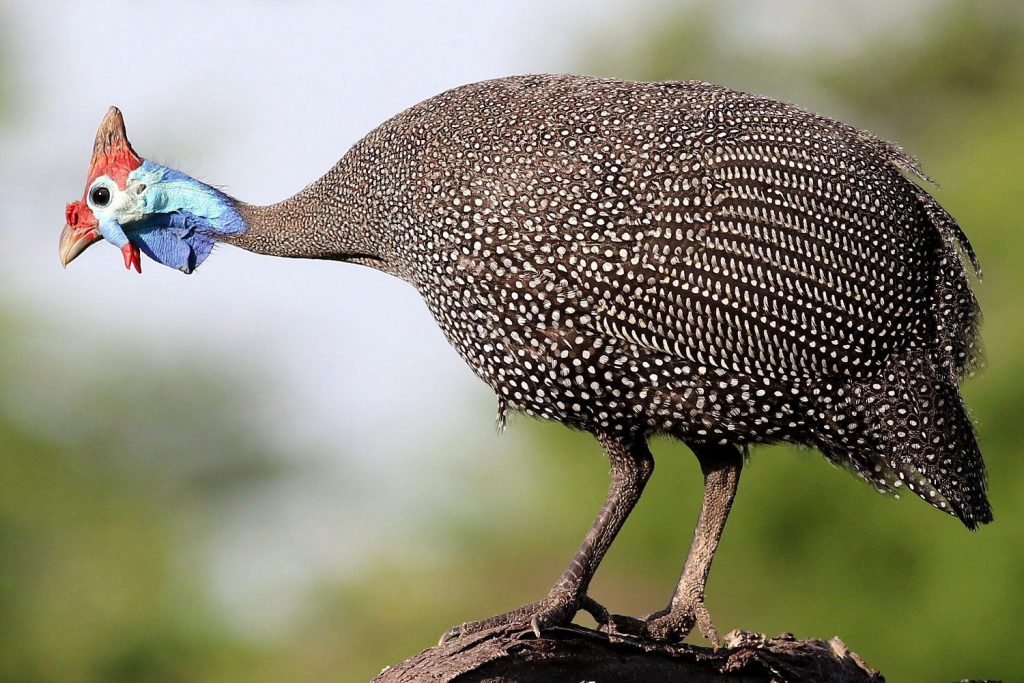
[223,165,403,276]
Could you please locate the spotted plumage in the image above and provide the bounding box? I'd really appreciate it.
[234,75,986,525]
[62,74,991,643]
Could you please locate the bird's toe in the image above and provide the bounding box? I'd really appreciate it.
[600,612,648,638]
[439,595,591,645]
[642,598,721,646]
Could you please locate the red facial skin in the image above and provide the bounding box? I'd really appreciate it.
[64,198,99,240]
[65,138,144,271]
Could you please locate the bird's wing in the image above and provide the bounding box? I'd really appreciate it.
[580,104,938,383]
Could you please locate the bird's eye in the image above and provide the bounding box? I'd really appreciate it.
[90,186,111,207]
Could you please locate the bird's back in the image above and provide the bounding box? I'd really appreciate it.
[325,74,989,527]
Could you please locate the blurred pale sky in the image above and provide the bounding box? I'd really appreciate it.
[0,0,654,631]
[0,0,943,632]
[2,0,636,460]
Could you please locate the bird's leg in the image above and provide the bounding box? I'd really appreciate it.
[642,443,742,645]
[440,434,653,643]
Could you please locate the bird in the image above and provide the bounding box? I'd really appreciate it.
[60,74,991,645]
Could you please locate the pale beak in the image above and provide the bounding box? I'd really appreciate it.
[59,222,101,268]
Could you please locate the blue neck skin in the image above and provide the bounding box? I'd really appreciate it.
[121,161,247,273]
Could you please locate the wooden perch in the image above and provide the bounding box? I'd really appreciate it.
[373,624,883,682]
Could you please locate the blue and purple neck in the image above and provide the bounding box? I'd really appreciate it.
[117,161,248,273]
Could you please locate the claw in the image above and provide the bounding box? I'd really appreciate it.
[529,615,543,639]
[438,626,460,646]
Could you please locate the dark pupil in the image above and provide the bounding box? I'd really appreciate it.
[91,186,111,207]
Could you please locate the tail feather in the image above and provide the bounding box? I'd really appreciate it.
[916,189,983,377]
[814,349,991,529]
[810,158,987,526]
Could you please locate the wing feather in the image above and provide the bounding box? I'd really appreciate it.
[582,92,936,382]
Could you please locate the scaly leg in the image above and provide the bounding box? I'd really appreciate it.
[643,442,742,645]
[441,433,654,642]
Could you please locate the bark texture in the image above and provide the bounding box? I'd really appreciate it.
[373,625,884,683]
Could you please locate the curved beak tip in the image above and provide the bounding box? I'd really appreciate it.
[59,223,101,268]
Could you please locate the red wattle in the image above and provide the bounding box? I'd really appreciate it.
[121,243,142,273]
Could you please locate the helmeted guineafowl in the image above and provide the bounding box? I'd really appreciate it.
[61,74,990,643]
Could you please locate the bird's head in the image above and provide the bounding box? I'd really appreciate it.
[60,107,245,274]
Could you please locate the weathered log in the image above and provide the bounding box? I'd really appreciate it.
[373,625,884,682]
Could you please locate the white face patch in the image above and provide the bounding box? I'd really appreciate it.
[86,174,148,225]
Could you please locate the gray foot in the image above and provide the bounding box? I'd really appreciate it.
[604,597,720,646]
[439,595,609,644]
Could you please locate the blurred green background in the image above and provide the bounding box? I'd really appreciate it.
[3,2,1022,681]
